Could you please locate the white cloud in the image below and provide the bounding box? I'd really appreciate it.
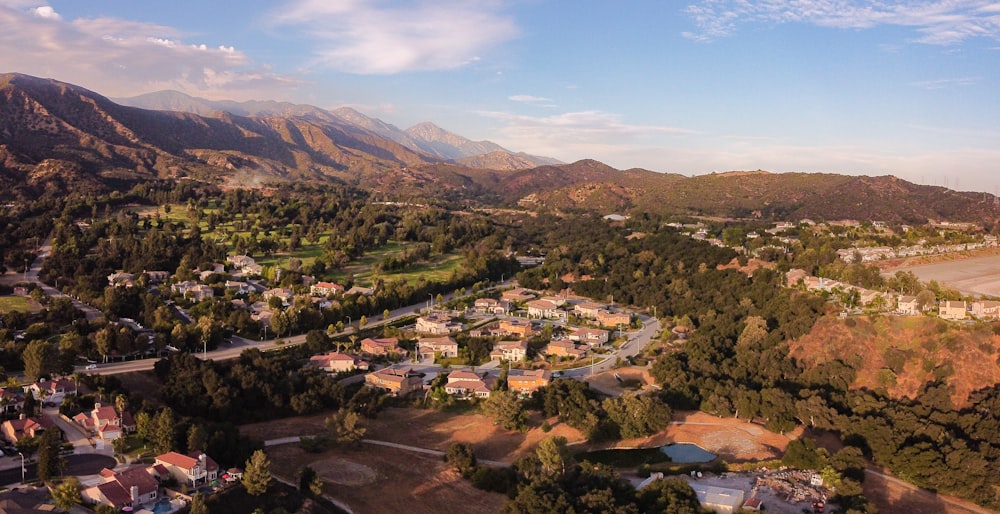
[910,76,980,89]
[684,0,1000,45]
[508,94,552,103]
[271,0,519,74]
[0,2,301,100]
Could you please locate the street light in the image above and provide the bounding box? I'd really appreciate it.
[17,451,24,483]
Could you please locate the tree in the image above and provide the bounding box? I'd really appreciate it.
[51,477,81,510]
[36,429,65,481]
[481,390,527,431]
[153,407,176,453]
[136,411,153,442]
[603,393,672,439]
[299,465,324,496]
[326,408,366,446]
[446,442,477,475]
[536,436,574,477]
[22,340,56,382]
[243,449,272,496]
[359,315,368,327]
[915,289,936,311]
[189,493,209,514]
[187,424,208,453]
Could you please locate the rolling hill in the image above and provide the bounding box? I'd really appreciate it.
[3,73,999,224]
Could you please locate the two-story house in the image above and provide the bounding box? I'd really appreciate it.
[154,451,219,487]
[417,337,459,360]
[1,415,57,443]
[309,352,366,373]
[507,369,552,395]
[415,313,463,335]
[939,300,968,321]
[25,377,77,405]
[310,282,345,297]
[365,367,424,396]
[490,340,528,362]
[444,370,496,399]
[82,466,160,511]
[360,337,404,356]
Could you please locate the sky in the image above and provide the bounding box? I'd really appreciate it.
[1,0,999,193]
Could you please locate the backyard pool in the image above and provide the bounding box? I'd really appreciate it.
[659,443,717,463]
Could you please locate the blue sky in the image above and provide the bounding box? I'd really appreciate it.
[1,0,999,193]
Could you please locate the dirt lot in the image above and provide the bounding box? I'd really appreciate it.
[265,442,507,514]
[880,248,1000,297]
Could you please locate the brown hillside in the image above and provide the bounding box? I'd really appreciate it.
[789,315,1000,408]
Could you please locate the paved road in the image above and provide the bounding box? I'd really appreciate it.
[0,453,115,487]
[0,237,104,322]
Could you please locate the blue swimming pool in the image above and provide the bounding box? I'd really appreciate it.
[150,498,175,514]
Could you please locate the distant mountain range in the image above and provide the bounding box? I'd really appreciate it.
[2,72,999,224]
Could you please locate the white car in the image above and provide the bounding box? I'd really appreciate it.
[85,364,98,370]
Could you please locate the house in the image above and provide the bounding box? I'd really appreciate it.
[415,313,463,335]
[573,302,607,319]
[365,367,424,396]
[939,300,968,321]
[107,271,136,288]
[345,285,375,296]
[73,403,135,442]
[691,484,744,514]
[545,340,587,359]
[185,284,214,302]
[499,318,535,338]
[143,270,171,284]
[444,370,497,399]
[596,310,631,328]
[0,387,24,413]
[309,352,363,373]
[81,466,160,510]
[569,327,609,346]
[418,337,459,359]
[310,282,345,297]
[972,300,1000,319]
[473,298,512,315]
[896,295,920,315]
[490,340,528,362]
[502,288,536,302]
[263,288,294,305]
[25,377,76,404]
[507,369,552,395]
[785,268,809,287]
[527,299,563,319]
[360,337,404,356]
[225,280,253,295]
[154,451,219,486]
[226,255,257,272]
[1,415,57,443]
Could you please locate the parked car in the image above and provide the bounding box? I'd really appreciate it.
[85,364,97,370]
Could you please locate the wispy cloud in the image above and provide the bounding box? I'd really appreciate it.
[0,2,300,100]
[683,0,1000,45]
[271,0,519,74]
[508,94,552,103]
[910,76,980,89]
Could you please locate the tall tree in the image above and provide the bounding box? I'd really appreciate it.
[243,449,272,496]
[22,340,56,382]
[536,436,574,477]
[187,424,208,453]
[189,493,209,514]
[326,408,366,446]
[51,477,82,510]
[482,390,527,431]
[36,429,65,481]
[153,407,176,453]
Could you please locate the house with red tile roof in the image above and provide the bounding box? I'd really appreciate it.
[154,451,219,486]
[1,415,58,443]
[545,339,587,359]
[360,337,405,356]
[490,340,528,362]
[72,403,135,442]
[24,377,77,405]
[417,336,459,360]
[444,370,496,399]
[365,367,424,396]
[309,352,366,373]
[507,369,552,395]
[81,466,160,510]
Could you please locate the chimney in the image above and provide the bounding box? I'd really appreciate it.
[18,413,25,420]
[131,485,139,503]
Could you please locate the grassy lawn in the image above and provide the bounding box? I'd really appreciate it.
[0,295,39,313]
[136,204,467,288]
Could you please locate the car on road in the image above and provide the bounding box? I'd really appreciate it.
[85,364,97,370]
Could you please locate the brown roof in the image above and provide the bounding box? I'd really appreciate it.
[156,451,198,470]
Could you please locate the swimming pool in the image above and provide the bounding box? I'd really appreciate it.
[659,443,717,463]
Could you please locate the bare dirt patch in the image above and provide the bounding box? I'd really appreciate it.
[585,366,655,396]
[864,470,993,514]
[266,443,506,514]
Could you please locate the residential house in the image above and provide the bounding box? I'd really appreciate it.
[527,299,563,320]
[501,288,536,302]
[972,301,1000,319]
[415,313,462,335]
[573,302,607,319]
[507,369,552,395]
[596,310,631,328]
[545,340,587,359]
[143,270,171,284]
[473,298,512,315]
[81,466,160,510]
[1,415,57,444]
[25,377,76,404]
[73,403,135,442]
[263,288,294,305]
[310,282,345,297]
[939,300,968,321]
[569,327,609,346]
[896,295,920,315]
[499,318,535,338]
[345,285,375,296]
[360,337,404,356]
[785,268,809,287]
[365,367,424,396]
[0,387,24,413]
[154,451,219,486]
[185,284,214,302]
[107,271,136,288]
[444,370,497,399]
[490,340,528,362]
[418,337,459,359]
[309,352,364,373]
[225,280,253,295]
